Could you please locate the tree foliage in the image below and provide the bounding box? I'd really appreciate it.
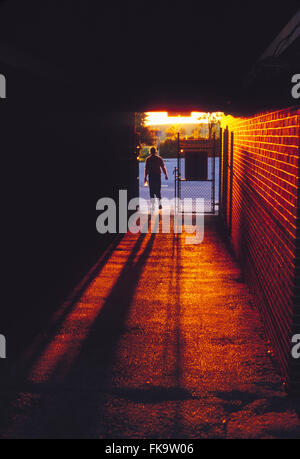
[135,112,160,146]
[159,138,178,158]
[165,125,186,140]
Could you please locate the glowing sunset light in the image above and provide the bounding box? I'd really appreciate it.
[144,111,224,126]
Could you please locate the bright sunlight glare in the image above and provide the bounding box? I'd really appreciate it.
[144,112,224,126]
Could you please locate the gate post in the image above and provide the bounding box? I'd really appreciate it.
[229,132,234,235]
[212,133,216,214]
[219,128,223,214]
[221,127,229,223]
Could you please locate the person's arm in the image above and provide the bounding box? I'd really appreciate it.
[144,159,148,183]
[161,159,168,179]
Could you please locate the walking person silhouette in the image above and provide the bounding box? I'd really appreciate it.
[144,146,168,210]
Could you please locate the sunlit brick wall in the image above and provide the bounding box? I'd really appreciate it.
[220,108,300,392]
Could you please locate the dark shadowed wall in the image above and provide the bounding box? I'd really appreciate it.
[0,65,138,367]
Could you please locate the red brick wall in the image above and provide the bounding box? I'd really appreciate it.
[220,108,300,392]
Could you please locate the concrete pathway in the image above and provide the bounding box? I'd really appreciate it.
[1,216,300,438]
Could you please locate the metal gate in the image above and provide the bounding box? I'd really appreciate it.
[174,134,219,214]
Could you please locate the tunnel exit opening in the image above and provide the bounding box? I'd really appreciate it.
[135,111,222,214]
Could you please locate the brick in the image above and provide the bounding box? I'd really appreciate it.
[220,108,300,394]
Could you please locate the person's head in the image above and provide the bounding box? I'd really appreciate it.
[150,146,157,156]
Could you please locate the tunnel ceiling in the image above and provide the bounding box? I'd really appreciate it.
[0,1,299,114]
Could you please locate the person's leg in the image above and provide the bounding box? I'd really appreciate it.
[149,176,156,211]
[154,175,162,209]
